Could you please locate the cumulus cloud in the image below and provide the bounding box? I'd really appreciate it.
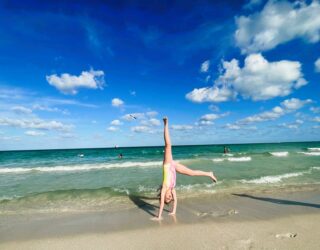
[315,58,320,72]
[46,69,104,95]
[146,111,158,117]
[0,117,72,131]
[200,60,210,73]
[107,126,119,131]
[131,126,153,133]
[236,0,320,53]
[25,130,45,136]
[313,116,320,122]
[110,119,123,126]
[171,125,193,131]
[141,118,161,127]
[310,106,320,113]
[197,112,229,126]
[224,123,241,130]
[187,54,306,102]
[218,54,306,100]
[238,98,312,124]
[186,86,236,103]
[111,98,124,107]
[11,106,32,114]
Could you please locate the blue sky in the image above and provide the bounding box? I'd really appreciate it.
[0,0,320,150]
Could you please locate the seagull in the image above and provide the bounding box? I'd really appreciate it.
[130,114,137,120]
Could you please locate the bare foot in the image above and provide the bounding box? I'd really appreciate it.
[163,116,168,124]
[168,212,176,216]
[150,217,163,221]
[209,172,217,183]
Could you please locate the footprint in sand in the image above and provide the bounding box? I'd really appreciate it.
[275,233,297,239]
[196,209,239,218]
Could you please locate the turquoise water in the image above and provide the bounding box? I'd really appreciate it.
[0,142,320,213]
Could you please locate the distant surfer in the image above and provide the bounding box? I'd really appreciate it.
[151,117,217,221]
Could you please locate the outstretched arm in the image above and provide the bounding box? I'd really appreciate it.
[151,186,166,221]
[169,188,177,215]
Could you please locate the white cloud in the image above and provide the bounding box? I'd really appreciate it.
[236,0,320,54]
[107,126,119,131]
[278,123,298,129]
[140,118,161,127]
[46,69,104,95]
[217,54,307,101]
[130,90,136,96]
[225,123,241,130]
[111,98,124,107]
[315,58,320,72]
[310,106,320,113]
[131,126,153,133]
[197,112,229,126]
[25,130,45,136]
[186,86,236,103]
[11,106,32,114]
[313,116,320,122]
[0,117,72,131]
[200,60,210,73]
[187,54,306,102]
[110,119,123,126]
[32,104,69,115]
[238,98,312,124]
[146,111,158,117]
[171,125,193,131]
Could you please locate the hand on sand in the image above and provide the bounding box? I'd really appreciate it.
[150,217,163,221]
[210,172,217,183]
[163,116,168,124]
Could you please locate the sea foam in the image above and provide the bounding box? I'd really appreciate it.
[0,161,162,174]
[269,151,289,157]
[241,172,305,184]
[299,152,320,156]
[227,157,251,162]
[307,148,320,151]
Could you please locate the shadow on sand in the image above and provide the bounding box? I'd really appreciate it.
[233,193,320,209]
[128,195,170,217]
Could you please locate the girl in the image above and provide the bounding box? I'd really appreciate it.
[152,117,217,220]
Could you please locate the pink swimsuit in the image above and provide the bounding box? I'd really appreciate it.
[163,161,176,188]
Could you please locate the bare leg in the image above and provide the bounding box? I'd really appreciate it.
[175,162,217,182]
[163,117,173,164]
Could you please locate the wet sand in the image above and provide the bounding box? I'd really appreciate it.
[0,188,319,249]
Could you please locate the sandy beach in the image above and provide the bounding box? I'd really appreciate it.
[1,187,319,250]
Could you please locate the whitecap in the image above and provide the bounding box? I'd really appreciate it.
[241,172,306,184]
[307,148,320,151]
[227,157,251,162]
[212,158,225,162]
[269,152,288,157]
[0,161,163,174]
[298,152,320,156]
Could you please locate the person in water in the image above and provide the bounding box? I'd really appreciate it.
[152,117,217,220]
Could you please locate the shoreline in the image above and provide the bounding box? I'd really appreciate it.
[1,187,319,249]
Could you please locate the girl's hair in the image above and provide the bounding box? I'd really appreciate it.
[157,185,173,205]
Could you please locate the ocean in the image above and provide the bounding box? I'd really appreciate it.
[1,142,320,214]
